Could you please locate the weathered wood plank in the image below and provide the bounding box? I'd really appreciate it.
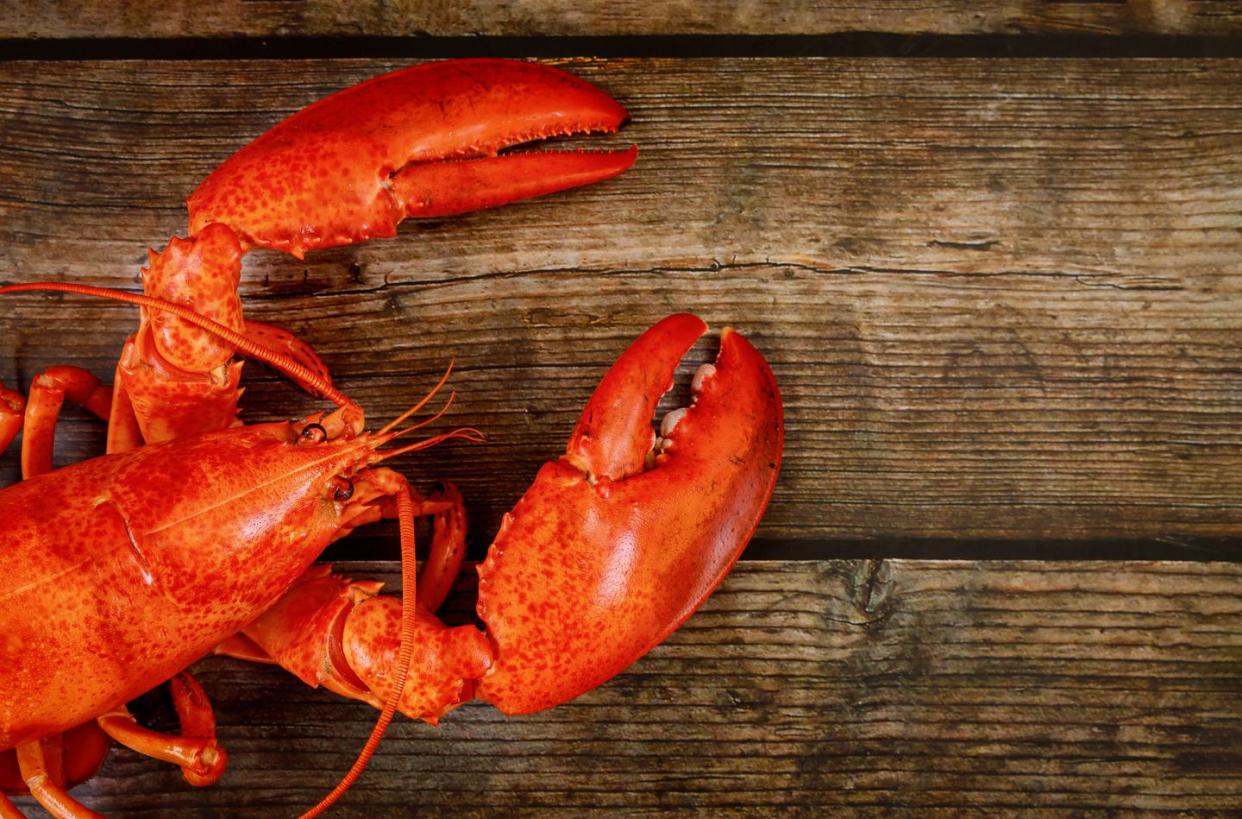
[1,58,1241,546]
[9,560,1239,815]
[4,1,1242,38]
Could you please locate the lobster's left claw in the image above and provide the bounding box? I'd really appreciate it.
[187,58,635,258]
[475,314,783,714]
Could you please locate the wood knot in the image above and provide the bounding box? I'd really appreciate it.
[852,559,894,627]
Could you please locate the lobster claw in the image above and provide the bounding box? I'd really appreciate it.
[475,314,783,714]
[187,58,636,258]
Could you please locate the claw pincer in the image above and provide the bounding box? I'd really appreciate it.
[476,315,783,712]
[187,58,636,256]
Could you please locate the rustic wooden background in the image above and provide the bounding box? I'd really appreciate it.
[2,1,1241,815]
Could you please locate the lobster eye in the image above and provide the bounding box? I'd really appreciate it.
[301,423,327,444]
[332,477,355,502]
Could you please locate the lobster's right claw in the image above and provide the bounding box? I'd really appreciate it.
[475,314,784,714]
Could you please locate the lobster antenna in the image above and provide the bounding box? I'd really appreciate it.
[376,360,455,437]
[0,282,352,408]
[380,428,486,461]
[299,486,422,818]
[378,391,458,446]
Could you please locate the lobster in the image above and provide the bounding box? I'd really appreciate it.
[0,59,784,817]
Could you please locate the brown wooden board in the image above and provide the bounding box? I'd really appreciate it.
[4,1,1242,38]
[2,58,1240,551]
[7,560,1240,815]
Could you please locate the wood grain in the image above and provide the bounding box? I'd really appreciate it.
[4,1,1242,38]
[2,58,1241,548]
[5,560,1238,815]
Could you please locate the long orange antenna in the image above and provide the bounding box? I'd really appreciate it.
[380,428,486,461]
[0,283,352,408]
[376,360,454,437]
[299,486,421,818]
[378,392,458,447]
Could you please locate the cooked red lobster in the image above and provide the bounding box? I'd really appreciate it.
[0,59,782,817]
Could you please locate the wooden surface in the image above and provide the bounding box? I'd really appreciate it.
[5,1,1242,38]
[8,560,1241,815]
[1,6,1241,817]
[2,58,1241,550]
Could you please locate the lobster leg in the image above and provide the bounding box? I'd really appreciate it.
[15,739,100,819]
[414,482,468,613]
[95,677,226,789]
[0,725,110,815]
[0,383,24,458]
[0,792,20,819]
[168,672,228,787]
[19,367,111,479]
[0,368,110,473]
[103,362,142,455]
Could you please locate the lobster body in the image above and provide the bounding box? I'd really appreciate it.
[0,59,785,818]
[0,422,362,750]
